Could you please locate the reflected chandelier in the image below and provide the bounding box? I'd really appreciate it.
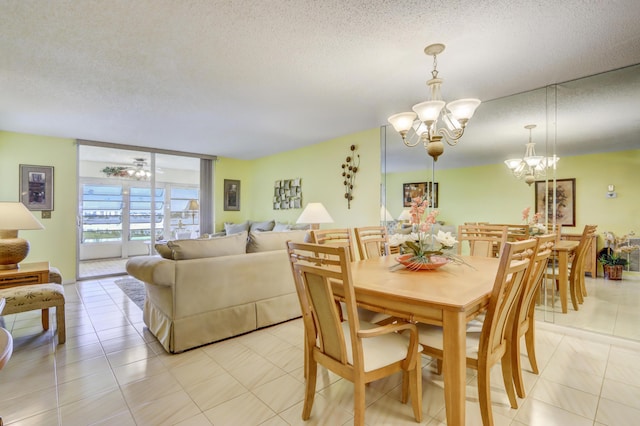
[388,43,481,161]
[504,125,559,186]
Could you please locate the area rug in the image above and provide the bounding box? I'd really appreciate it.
[114,277,146,310]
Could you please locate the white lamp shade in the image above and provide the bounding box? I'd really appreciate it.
[380,206,394,221]
[524,155,544,167]
[296,202,334,225]
[0,202,44,231]
[388,112,417,133]
[397,209,412,221]
[446,98,481,121]
[412,100,445,123]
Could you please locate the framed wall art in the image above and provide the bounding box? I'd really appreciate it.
[534,178,576,226]
[19,164,54,211]
[223,179,240,211]
[403,182,438,208]
[273,178,302,210]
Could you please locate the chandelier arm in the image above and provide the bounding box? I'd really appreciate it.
[435,126,464,146]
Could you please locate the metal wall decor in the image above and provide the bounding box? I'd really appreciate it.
[274,178,302,209]
[341,145,359,209]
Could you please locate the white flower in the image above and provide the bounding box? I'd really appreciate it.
[435,231,457,249]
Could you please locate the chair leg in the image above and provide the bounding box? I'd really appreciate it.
[401,370,409,404]
[56,304,66,344]
[477,361,494,426]
[501,352,518,409]
[354,376,366,426]
[525,324,539,375]
[410,362,423,422]
[435,358,443,375]
[41,308,49,330]
[302,359,317,420]
[511,334,526,399]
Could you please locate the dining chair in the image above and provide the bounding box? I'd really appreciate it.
[309,228,357,262]
[457,224,509,257]
[509,233,557,398]
[570,224,598,303]
[491,224,530,241]
[286,242,422,425]
[415,238,537,426]
[354,226,389,260]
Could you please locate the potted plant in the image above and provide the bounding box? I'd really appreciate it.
[598,232,638,280]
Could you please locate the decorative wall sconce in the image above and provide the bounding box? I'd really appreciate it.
[341,145,359,209]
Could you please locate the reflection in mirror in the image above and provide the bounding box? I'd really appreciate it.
[381,63,640,341]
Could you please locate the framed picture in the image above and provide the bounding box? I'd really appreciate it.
[534,178,576,226]
[403,182,438,208]
[223,179,240,211]
[19,164,54,211]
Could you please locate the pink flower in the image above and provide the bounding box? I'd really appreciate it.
[522,207,531,221]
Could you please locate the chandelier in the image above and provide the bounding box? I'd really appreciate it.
[504,125,559,185]
[101,158,152,180]
[387,43,481,161]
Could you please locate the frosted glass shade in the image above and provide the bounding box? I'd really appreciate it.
[388,112,417,133]
[412,100,445,123]
[446,98,481,121]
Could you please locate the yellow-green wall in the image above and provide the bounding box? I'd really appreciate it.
[0,131,77,281]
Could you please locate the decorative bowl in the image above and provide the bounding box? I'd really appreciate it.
[396,254,449,271]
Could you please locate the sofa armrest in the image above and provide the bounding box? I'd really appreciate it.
[126,256,176,287]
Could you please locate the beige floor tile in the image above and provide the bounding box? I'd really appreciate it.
[184,371,248,411]
[203,392,276,425]
[595,397,640,426]
[227,356,287,390]
[112,356,168,386]
[120,371,183,407]
[514,397,593,426]
[57,369,119,406]
[130,390,202,426]
[529,377,599,419]
[253,374,305,413]
[59,388,130,425]
[0,386,59,424]
[600,377,640,410]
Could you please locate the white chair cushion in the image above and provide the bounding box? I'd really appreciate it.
[416,323,481,360]
[342,321,422,372]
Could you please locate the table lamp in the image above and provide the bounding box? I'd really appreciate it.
[296,202,334,230]
[185,199,200,224]
[0,202,45,270]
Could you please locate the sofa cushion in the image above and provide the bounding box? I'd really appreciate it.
[250,220,275,232]
[272,222,291,232]
[247,230,309,253]
[167,231,248,260]
[224,221,250,235]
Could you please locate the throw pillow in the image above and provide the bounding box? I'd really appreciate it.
[168,231,248,260]
[155,243,173,259]
[224,221,250,235]
[272,222,291,232]
[250,220,275,232]
[247,230,309,253]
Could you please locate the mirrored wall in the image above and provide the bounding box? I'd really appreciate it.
[381,63,640,341]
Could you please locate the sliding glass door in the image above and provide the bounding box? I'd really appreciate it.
[78,146,201,279]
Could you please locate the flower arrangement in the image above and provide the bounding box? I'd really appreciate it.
[393,197,466,270]
[522,206,547,236]
[598,231,638,267]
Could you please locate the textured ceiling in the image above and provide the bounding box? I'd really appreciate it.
[2,0,640,170]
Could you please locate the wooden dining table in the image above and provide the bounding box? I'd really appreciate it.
[553,239,580,313]
[334,255,501,426]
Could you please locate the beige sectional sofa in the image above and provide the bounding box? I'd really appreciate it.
[125,230,308,353]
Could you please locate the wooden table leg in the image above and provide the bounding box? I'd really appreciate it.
[558,251,571,313]
[442,309,466,426]
[41,308,49,330]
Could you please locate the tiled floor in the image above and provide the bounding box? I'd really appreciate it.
[1,276,640,425]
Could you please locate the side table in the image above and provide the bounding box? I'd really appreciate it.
[0,262,52,328]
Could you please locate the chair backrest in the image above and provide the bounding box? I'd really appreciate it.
[457,224,509,257]
[514,233,557,330]
[570,224,598,278]
[310,228,356,262]
[492,224,530,241]
[354,226,389,260]
[480,239,537,363]
[286,242,362,367]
